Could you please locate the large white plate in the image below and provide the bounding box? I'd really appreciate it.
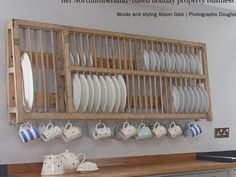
[87,75,95,112]
[200,86,209,113]
[105,76,116,112]
[188,87,195,113]
[149,51,156,71]
[117,75,127,112]
[183,87,190,113]
[154,51,161,71]
[197,87,204,113]
[194,54,201,74]
[178,87,185,113]
[160,52,165,71]
[169,52,176,72]
[79,74,89,112]
[143,50,150,70]
[164,52,171,72]
[174,53,181,73]
[21,53,34,112]
[172,86,179,113]
[99,75,108,112]
[92,75,101,112]
[192,87,200,113]
[179,53,186,73]
[189,54,195,74]
[112,76,121,112]
[72,74,81,112]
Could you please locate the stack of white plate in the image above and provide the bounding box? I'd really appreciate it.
[70,52,93,67]
[72,74,127,113]
[172,85,209,113]
[143,50,202,74]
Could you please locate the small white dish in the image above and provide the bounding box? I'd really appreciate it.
[154,51,161,71]
[183,87,190,113]
[72,74,81,112]
[188,87,195,113]
[174,53,181,73]
[143,50,150,70]
[112,76,121,112]
[178,87,185,113]
[89,54,94,67]
[172,86,179,113]
[149,50,156,71]
[169,52,176,72]
[117,75,127,112]
[79,74,89,112]
[86,75,95,112]
[164,52,171,72]
[92,75,101,112]
[197,86,204,113]
[105,76,116,112]
[200,85,209,113]
[189,54,195,74]
[83,53,87,66]
[179,53,186,73]
[99,75,108,112]
[194,54,201,74]
[77,162,99,173]
[160,52,165,71]
[192,86,200,113]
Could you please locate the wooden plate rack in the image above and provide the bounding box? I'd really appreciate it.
[7,19,212,124]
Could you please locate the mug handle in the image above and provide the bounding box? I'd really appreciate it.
[20,123,32,131]
[169,122,176,129]
[77,153,86,164]
[96,123,105,130]
[46,122,54,130]
[138,123,145,129]
[39,123,45,129]
[122,122,129,129]
[153,122,160,129]
[64,122,73,130]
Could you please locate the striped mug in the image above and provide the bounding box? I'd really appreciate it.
[188,124,202,137]
[19,123,40,143]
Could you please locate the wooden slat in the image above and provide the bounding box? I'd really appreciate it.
[39,30,47,111]
[50,30,59,112]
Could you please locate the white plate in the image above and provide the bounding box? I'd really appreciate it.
[70,52,75,65]
[143,50,150,70]
[194,54,201,74]
[87,75,95,112]
[164,52,171,72]
[99,75,108,112]
[79,74,89,112]
[183,87,190,113]
[172,86,179,113]
[189,54,195,74]
[183,54,191,73]
[89,54,94,67]
[154,51,161,71]
[160,52,165,71]
[72,74,81,112]
[21,53,34,112]
[169,52,176,72]
[188,87,195,113]
[117,75,127,112]
[179,53,186,73]
[92,75,101,112]
[197,87,204,113]
[200,86,209,113]
[76,53,80,66]
[149,51,156,71]
[112,76,121,112]
[174,53,181,73]
[178,87,185,113]
[192,87,200,113]
[83,53,87,66]
[105,76,116,112]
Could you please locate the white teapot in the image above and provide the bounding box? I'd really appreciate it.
[41,154,65,176]
[60,149,86,172]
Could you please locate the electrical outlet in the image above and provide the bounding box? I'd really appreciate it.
[214,128,229,138]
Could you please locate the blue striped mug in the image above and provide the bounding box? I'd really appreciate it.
[19,123,40,143]
[188,124,202,137]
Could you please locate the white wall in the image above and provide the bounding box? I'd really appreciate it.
[0,0,236,164]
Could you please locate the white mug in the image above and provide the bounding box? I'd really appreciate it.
[135,123,152,140]
[152,122,167,139]
[92,123,111,140]
[41,122,62,142]
[62,122,82,143]
[168,122,183,138]
[120,122,137,140]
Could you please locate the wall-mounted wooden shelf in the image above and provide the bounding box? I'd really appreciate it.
[6,19,212,124]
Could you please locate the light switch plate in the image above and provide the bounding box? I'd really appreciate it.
[214,128,229,138]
